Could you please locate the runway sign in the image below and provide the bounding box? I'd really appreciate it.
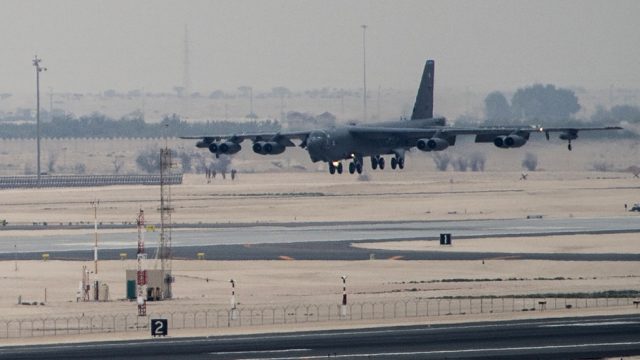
[151,319,168,337]
[440,233,452,245]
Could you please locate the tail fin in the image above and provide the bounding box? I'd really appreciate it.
[411,59,435,120]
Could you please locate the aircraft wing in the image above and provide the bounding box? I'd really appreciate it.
[348,125,622,150]
[180,131,310,144]
[349,125,622,138]
[180,130,312,156]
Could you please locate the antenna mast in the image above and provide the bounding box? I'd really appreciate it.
[136,209,147,316]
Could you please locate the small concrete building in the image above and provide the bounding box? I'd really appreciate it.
[126,269,173,301]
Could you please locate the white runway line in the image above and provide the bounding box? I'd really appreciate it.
[210,348,310,355]
[238,341,640,359]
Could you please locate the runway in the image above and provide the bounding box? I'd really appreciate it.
[1,314,639,359]
[0,216,639,261]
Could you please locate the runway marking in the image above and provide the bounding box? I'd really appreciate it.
[210,348,310,355]
[488,255,521,260]
[540,321,640,327]
[238,341,640,359]
[5,316,639,354]
[278,255,294,260]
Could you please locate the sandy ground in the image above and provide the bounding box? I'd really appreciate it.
[0,170,639,227]
[1,256,639,320]
[0,169,638,345]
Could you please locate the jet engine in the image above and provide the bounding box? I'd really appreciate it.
[504,135,527,148]
[253,141,285,155]
[209,141,241,154]
[493,136,507,148]
[559,131,578,141]
[196,139,211,148]
[417,138,449,152]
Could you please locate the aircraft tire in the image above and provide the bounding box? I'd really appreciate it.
[356,163,363,174]
[371,157,378,170]
[329,163,336,175]
[391,157,397,169]
[398,157,405,169]
[378,157,385,170]
[348,162,356,174]
[337,163,343,174]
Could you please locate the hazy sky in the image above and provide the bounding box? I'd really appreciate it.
[2,0,639,94]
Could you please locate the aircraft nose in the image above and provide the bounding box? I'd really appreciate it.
[306,136,326,161]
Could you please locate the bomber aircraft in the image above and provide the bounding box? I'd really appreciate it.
[182,60,621,175]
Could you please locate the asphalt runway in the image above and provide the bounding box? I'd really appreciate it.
[0,216,639,261]
[1,314,639,359]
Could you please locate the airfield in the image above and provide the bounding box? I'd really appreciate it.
[0,157,639,348]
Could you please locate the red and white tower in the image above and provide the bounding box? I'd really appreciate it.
[136,209,147,316]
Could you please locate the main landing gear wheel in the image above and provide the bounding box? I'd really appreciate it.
[356,162,363,174]
[568,142,572,151]
[329,163,336,174]
[378,157,385,170]
[371,157,378,170]
[337,162,343,174]
[398,157,405,169]
[391,157,397,169]
[348,162,356,174]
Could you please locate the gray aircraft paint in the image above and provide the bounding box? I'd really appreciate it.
[183,60,621,174]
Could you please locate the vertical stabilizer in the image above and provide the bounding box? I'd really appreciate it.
[411,60,435,120]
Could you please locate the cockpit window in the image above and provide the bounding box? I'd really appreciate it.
[309,131,327,140]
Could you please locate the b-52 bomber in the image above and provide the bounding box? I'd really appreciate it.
[183,60,621,175]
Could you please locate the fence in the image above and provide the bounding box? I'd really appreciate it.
[0,296,637,339]
[0,174,182,189]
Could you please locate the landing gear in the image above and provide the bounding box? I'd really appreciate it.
[371,156,385,170]
[329,162,344,175]
[348,158,364,174]
[390,156,405,170]
[568,140,572,151]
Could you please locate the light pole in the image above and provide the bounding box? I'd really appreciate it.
[361,25,367,122]
[90,200,100,275]
[340,275,348,317]
[32,56,47,184]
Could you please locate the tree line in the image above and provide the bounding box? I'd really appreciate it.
[0,113,281,139]
[480,84,639,132]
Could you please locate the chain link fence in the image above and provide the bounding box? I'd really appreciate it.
[0,296,636,339]
[0,174,183,189]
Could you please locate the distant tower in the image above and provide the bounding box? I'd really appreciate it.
[136,209,147,316]
[183,25,191,116]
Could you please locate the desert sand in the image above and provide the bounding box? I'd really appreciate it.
[0,164,639,344]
